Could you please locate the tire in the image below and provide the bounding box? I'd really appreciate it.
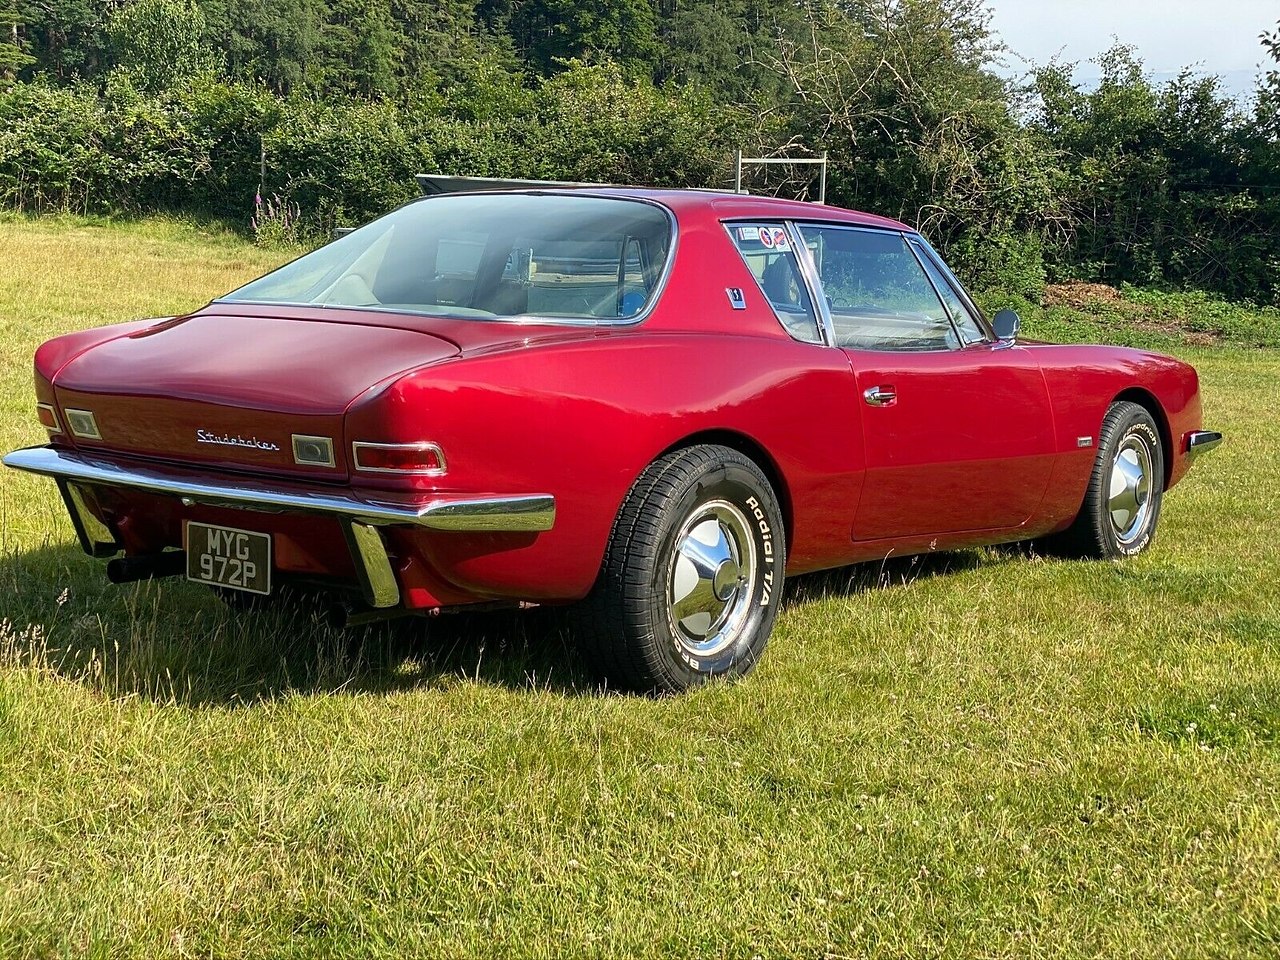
[1047,400,1165,559]
[574,445,786,693]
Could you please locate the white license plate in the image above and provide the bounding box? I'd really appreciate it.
[185,522,272,595]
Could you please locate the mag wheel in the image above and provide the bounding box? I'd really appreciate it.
[576,445,785,693]
[1050,400,1165,559]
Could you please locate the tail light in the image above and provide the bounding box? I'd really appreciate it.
[352,441,447,476]
[292,434,336,467]
[65,408,101,440]
[36,403,61,434]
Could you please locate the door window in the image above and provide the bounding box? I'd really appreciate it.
[796,225,959,352]
[726,223,824,343]
[909,238,987,345]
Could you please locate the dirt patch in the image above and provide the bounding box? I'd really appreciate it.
[1043,282,1225,346]
[1043,282,1132,311]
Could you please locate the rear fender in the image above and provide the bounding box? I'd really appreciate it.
[345,333,865,600]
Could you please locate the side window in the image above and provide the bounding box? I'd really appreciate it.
[796,224,959,352]
[909,239,987,345]
[727,223,823,344]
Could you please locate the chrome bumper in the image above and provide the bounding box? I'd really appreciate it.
[3,445,556,610]
[1186,430,1224,461]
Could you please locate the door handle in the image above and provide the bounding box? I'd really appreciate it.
[863,385,897,406]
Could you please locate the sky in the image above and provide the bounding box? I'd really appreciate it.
[986,0,1276,98]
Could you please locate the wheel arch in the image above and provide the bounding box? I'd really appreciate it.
[657,429,794,555]
[1112,387,1173,487]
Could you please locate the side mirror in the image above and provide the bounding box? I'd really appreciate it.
[992,309,1021,341]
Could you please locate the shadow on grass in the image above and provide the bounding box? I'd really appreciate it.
[0,541,591,708]
[1,540,1022,707]
[784,546,1013,607]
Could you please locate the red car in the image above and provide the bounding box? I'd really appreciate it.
[5,178,1222,692]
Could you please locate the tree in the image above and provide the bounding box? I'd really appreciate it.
[14,0,107,80]
[508,0,659,77]
[0,0,35,81]
[199,0,323,95]
[108,0,217,91]
[318,0,396,97]
[766,0,1060,295]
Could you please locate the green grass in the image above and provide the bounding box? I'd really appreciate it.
[1,217,1278,958]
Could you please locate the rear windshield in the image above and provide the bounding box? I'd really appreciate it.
[220,194,674,324]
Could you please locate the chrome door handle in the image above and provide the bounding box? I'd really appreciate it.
[863,385,897,406]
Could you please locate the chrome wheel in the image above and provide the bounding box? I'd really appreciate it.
[666,500,758,659]
[1108,432,1154,545]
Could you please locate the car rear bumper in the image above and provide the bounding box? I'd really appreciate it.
[3,444,555,610]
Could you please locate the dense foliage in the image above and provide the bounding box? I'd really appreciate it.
[0,0,1277,301]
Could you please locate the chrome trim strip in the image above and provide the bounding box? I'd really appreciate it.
[909,235,996,342]
[2,446,555,532]
[36,402,62,435]
[351,440,447,476]
[292,434,336,468]
[784,219,836,347]
[65,409,102,440]
[1187,430,1223,460]
[903,237,968,349]
[343,521,400,608]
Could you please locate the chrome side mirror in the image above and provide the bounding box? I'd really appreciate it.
[992,309,1021,341]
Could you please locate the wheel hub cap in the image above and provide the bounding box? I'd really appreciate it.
[1108,434,1153,544]
[667,501,757,659]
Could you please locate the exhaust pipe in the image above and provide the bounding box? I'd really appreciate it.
[107,551,186,584]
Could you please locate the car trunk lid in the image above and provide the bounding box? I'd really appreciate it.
[51,313,460,480]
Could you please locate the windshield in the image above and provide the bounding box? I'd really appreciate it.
[219,194,674,324]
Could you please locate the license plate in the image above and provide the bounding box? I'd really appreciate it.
[185,522,272,595]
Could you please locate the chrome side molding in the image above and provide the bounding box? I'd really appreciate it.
[2,446,555,533]
[1186,430,1224,461]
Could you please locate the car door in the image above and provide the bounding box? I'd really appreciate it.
[793,223,1056,541]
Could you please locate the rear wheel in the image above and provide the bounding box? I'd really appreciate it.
[575,445,786,693]
[1047,400,1165,559]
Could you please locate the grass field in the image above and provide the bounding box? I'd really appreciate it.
[0,215,1278,958]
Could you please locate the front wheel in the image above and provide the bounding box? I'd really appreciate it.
[575,445,786,693]
[1048,400,1165,559]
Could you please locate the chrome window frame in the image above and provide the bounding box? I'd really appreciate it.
[903,241,971,348]
[720,219,830,346]
[907,235,995,343]
[789,221,962,354]
[215,192,680,329]
[784,220,836,347]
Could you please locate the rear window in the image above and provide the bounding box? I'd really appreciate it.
[220,194,674,324]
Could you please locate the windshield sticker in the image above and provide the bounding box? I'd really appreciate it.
[738,226,760,242]
[759,228,775,248]
[768,228,790,250]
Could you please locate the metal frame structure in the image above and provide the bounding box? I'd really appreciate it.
[734,151,828,204]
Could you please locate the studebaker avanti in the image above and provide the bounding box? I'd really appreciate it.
[5,178,1222,692]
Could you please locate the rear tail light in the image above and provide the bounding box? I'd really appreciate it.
[352,441,447,475]
[36,403,61,433]
[65,408,101,440]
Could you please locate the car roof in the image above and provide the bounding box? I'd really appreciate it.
[413,186,915,233]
